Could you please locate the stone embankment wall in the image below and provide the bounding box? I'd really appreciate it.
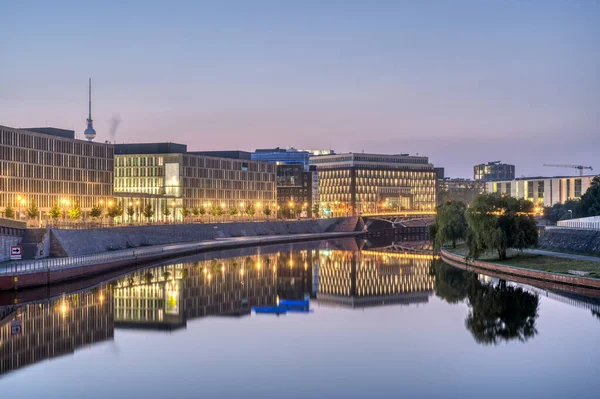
[50,217,361,257]
[538,228,600,255]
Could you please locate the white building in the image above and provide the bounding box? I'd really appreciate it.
[486,175,596,207]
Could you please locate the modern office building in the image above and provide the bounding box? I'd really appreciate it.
[0,125,114,220]
[487,175,596,207]
[311,153,437,215]
[252,147,312,170]
[276,164,313,217]
[114,143,277,221]
[474,161,515,182]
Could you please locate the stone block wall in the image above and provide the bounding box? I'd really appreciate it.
[50,217,360,257]
[538,228,600,255]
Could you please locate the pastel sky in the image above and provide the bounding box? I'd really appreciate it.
[1,0,598,178]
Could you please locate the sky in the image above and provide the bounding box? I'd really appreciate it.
[0,0,598,178]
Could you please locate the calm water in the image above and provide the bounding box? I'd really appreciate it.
[0,238,599,399]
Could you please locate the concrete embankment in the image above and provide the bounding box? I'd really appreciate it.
[538,228,600,255]
[441,249,600,290]
[49,217,362,257]
[1,230,361,291]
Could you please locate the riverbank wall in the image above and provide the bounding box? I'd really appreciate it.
[538,228,600,255]
[49,217,362,257]
[440,249,600,290]
[1,230,361,291]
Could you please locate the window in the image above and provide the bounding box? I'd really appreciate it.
[574,179,582,197]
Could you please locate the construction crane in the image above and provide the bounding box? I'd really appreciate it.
[543,164,593,176]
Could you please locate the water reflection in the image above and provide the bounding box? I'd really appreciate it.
[431,260,539,345]
[0,238,599,379]
[0,290,113,375]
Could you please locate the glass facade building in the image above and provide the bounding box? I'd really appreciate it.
[311,153,437,215]
[114,143,277,222]
[0,125,114,220]
[474,161,515,182]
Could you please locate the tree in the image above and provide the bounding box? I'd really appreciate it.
[180,205,191,218]
[90,205,103,219]
[162,206,171,218]
[210,204,222,217]
[312,204,319,217]
[228,207,238,216]
[49,203,61,221]
[433,201,468,249]
[466,279,539,345]
[263,206,272,217]
[69,203,82,220]
[142,203,154,221]
[543,199,581,224]
[199,207,206,216]
[245,204,255,217]
[466,193,538,260]
[4,205,15,219]
[107,203,123,220]
[126,205,135,221]
[26,199,40,219]
[579,176,600,217]
[192,206,201,217]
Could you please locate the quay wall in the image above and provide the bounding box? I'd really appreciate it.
[538,228,600,255]
[50,217,361,257]
[441,249,600,290]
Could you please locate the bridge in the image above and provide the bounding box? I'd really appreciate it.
[361,211,436,230]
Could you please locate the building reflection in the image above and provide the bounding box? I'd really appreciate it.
[315,246,436,309]
[113,253,281,330]
[0,289,113,376]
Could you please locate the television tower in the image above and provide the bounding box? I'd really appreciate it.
[84,78,96,141]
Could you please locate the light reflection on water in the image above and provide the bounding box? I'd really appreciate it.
[0,238,599,399]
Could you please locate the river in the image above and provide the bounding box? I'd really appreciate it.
[0,237,599,398]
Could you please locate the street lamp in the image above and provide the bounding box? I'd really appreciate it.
[136,200,140,222]
[171,200,176,222]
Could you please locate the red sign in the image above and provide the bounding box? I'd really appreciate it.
[10,246,22,260]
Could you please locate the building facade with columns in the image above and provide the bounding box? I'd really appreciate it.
[487,175,596,207]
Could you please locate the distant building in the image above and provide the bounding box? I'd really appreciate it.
[114,143,276,221]
[487,175,596,207]
[438,178,486,205]
[474,161,515,182]
[252,147,333,217]
[252,147,312,170]
[311,153,437,215]
[0,125,114,220]
[276,164,313,217]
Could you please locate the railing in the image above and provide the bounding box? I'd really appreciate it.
[0,240,211,276]
[551,222,600,231]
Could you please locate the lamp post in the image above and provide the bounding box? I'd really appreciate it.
[288,201,294,219]
[136,200,140,223]
[61,199,69,222]
[171,200,176,223]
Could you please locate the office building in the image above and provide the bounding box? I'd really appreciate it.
[252,147,312,170]
[114,143,276,221]
[311,153,437,215]
[0,125,114,219]
[276,163,313,217]
[487,175,596,207]
[474,161,515,182]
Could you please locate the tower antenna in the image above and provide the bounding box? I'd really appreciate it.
[84,78,97,141]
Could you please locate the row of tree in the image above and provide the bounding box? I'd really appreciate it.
[431,193,538,260]
[3,201,274,222]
